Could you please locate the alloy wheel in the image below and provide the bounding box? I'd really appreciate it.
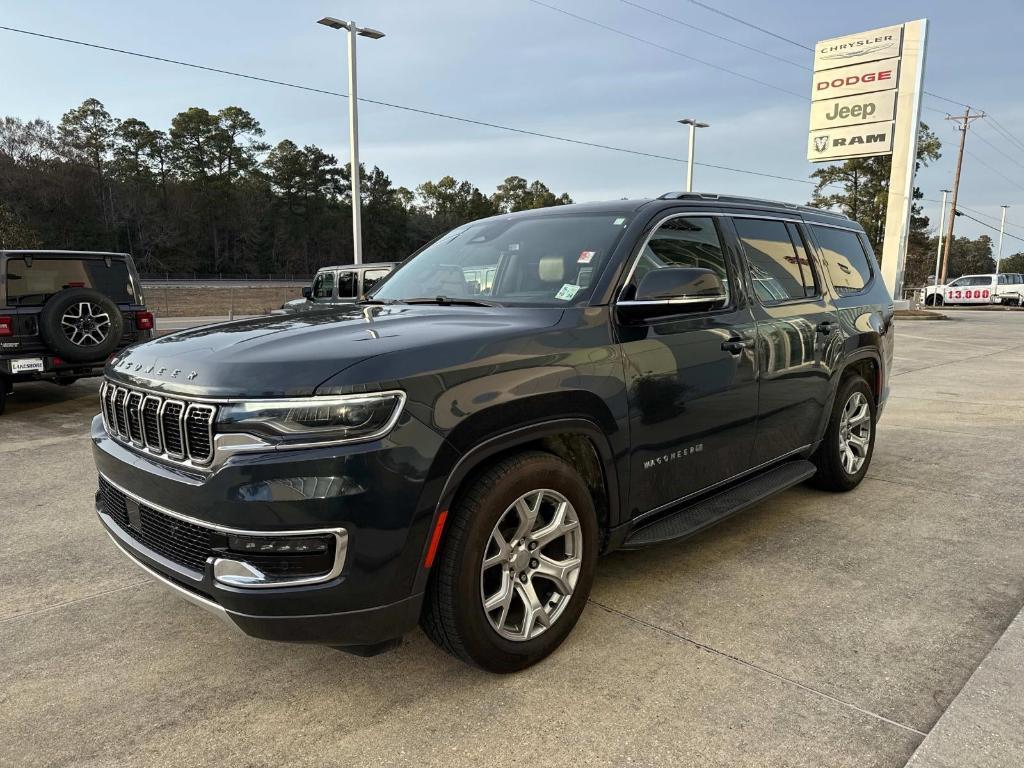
[838,391,871,475]
[480,488,583,642]
[61,302,111,346]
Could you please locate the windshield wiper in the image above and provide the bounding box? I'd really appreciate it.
[356,298,403,305]
[402,296,499,307]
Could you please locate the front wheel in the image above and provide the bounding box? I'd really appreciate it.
[421,451,598,672]
[809,375,876,492]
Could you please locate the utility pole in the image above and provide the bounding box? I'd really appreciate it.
[995,205,1008,277]
[940,108,986,282]
[678,118,709,192]
[317,17,386,265]
[931,188,951,301]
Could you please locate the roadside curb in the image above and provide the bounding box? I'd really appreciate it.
[904,604,1024,767]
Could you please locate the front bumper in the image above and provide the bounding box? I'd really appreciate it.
[91,408,451,646]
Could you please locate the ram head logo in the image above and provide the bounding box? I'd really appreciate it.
[813,135,830,153]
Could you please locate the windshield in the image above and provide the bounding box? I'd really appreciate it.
[370,212,631,306]
[5,256,136,307]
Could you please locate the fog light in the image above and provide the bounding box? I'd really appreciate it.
[226,534,330,555]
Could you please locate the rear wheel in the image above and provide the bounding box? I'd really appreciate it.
[421,451,598,672]
[809,375,876,492]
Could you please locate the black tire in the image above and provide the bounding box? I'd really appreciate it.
[421,451,599,673]
[809,375,876,492]
[934,295,944,306]
[39,288,124,363]
[924,294,935,306]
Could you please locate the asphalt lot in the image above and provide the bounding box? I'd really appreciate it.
[3,312,1023,767]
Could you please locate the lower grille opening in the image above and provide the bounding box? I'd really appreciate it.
[98,476,213,574]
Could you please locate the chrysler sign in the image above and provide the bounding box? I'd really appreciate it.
[813,24,903,70]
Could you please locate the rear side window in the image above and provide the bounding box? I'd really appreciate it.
[362,268,389,293]
[810,225,872,295]
[5,257,135,307]
[734,218,816,303]
[337,270,357,298]
[627,216,731,302]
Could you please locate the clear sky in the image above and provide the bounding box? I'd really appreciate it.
[2,0,1022,249]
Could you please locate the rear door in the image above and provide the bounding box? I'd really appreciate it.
[618,213,759,517]
[729,216,840,464]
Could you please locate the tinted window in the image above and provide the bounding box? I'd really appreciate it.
[337,270,357,298]
[734,218,816,303]
[811,225,872,295]
[5,257,135,307]
[627,216,730,301]
[362,268,389,293]
[312,271,334,299]
[998,274,1010,285]
[371,212,631,306]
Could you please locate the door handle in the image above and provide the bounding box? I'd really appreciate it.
[816,320,837,336]
[721,338,752,355]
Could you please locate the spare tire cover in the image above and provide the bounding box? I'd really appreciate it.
[38,287,125,363]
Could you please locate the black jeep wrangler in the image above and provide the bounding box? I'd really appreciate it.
[92,193,893,672]
[1,250,153,414]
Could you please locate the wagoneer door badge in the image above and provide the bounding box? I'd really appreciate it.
[643,443,704,470]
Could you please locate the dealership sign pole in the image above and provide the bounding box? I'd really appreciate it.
[808,20,928,302]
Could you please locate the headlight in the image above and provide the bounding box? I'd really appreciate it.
[217,391,406,447]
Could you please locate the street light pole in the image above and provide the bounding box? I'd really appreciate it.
[995,204,1008,277]
[931,189,951,303]
[318,17,385,266]
[677,118,709,193]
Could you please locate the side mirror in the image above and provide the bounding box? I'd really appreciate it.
[302,286,313,300]
[618,267,727,318]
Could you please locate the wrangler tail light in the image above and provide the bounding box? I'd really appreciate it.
[136,311,154,331]
[0,316,12,336]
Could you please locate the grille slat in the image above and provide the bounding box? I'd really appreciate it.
[161,401,185,459]
[99,382,216,466]
[185,405,215,464]
[141,396,162,451]
[125,391,144,444]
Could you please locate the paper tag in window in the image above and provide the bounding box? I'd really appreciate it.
[578,250,596,264]
[555,284,581,301]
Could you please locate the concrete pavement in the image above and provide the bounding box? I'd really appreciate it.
[1,312,1023,767]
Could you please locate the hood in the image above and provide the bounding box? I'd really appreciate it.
[106,304,564,398]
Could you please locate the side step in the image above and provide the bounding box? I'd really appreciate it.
[622,460,817,549]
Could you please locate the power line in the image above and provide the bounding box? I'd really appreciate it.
[954,210,1024,245]
[615,0,805,68]
[0,23,828,189]
[986,116,1024,155]
[963,147,1024,195]
[970,127,1024,173]
[680,0,812,51]
[525,0,806,99]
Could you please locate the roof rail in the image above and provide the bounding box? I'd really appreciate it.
[656,191,851,221]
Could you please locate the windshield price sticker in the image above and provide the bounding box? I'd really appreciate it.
[578,251,596,264]
[555,284,581,301]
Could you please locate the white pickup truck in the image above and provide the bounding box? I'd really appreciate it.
[921,273,1024,306]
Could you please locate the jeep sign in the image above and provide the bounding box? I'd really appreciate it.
[807,121,894,161]
[809,91,897,131]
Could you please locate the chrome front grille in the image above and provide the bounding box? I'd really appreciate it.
[101,382,216,465]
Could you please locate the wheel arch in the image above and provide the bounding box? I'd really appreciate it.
[411,414,621,594]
